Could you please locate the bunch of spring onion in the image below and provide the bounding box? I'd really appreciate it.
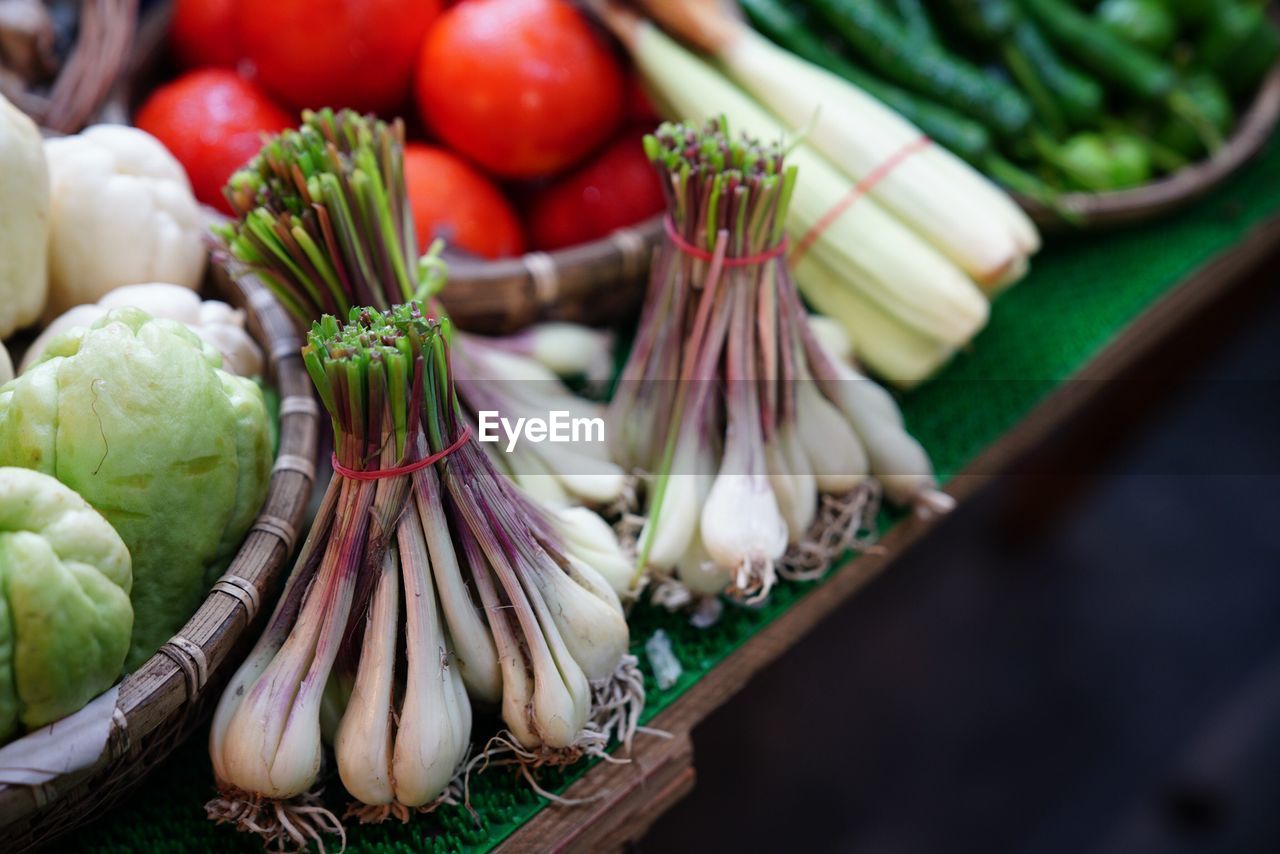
[208,305,639,847]
[206,306,467,845]
[592,1,1041,388]
[610,118,951,610]
[217,108,631,520]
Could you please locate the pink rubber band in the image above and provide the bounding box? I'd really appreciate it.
[332,426,471,481]
[663,215,788,266]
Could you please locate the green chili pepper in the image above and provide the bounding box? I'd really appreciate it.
[1155,72,1235,157]
[1165,0,1215,25]
[890,0,939,42]
[1021,0,1224,151]
[1198,2,1280,96]
[804,0,1035,137]
[1095,0,1177,55]
[1038,130,1153,190]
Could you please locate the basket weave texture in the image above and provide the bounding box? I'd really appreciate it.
[1,0,138,133]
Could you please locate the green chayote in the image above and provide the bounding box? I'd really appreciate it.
[0,308,271,668]
[0,467,132,743]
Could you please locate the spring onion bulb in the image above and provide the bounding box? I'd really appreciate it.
[506,447,575,507]
[331,494,475,823]
[636,438,706,573]
[206,483,344,848]
[766,420,818,542]
[218,108,629,511]
[805,313,854,365]
[797,300,953,515]
[700,467,789,601]
[794,373,868,495]
[477,322,616,386]
[610,118,939,611]
[549,505,636,595]
[392,511,471,811]
[413,470,502,703]
[699,277,789,600]
[675,522,732,597]
[335,550,400,811]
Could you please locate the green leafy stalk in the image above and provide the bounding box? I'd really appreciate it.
[303,303,438,471]
[219,109,446,326]
[219,108,630,509]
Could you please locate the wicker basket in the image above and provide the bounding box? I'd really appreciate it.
[441,216,659,333]
[0,0,138,133]
[0,274,320,852]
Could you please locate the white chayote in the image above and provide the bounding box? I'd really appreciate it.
[0,92,50,339]
[43,125,206,319]
[21,283,263,377]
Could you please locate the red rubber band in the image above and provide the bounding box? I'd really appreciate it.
[789,135,932,266]
[332,426,471,481]
[663,215,788,266]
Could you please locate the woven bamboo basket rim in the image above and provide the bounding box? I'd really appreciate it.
[1018,61,1280,229]
[1,0,138,133]
[0,274,320,851]
[439,216,662,333]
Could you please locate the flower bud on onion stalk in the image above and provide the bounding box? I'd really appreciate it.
[611,119,950,613]
[217,108,633,541]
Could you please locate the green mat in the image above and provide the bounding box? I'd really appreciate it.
[73,134,1280,853]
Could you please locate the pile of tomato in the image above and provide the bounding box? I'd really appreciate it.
[139,0,666,259]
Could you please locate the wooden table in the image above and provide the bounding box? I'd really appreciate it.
[495,212,1280,853]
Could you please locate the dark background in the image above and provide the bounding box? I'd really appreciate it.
[640,255,1280,854]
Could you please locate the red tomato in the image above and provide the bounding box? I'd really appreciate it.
[415,0,624,179]
[170,0,239,69]
[527,131,665,251]
[403,144,525,259]
[239,0,441,114]
[135,69,293,213]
